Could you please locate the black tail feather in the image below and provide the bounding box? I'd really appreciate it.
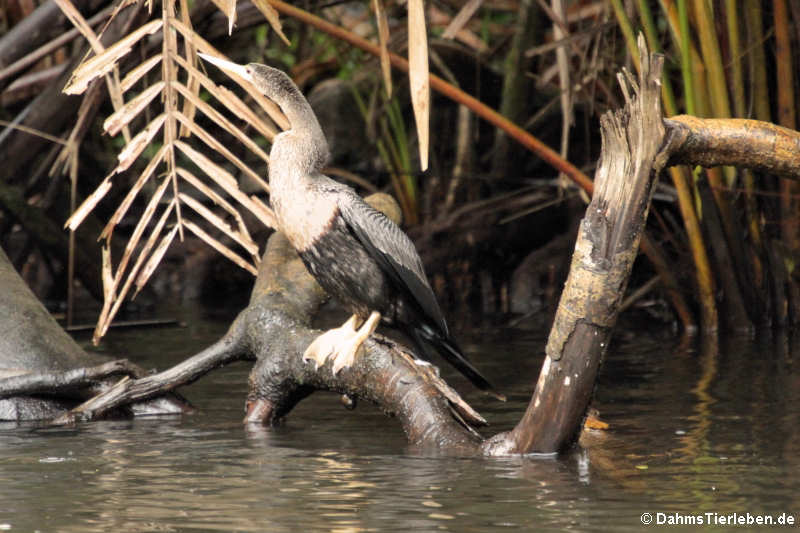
[411,325,505,401]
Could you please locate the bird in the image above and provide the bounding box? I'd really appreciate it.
[199,53,502,400]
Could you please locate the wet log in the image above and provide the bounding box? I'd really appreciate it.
[240,231,486,453]
[484,37,668,455]
[56,195,486,452]
[49,321,249,425]
[0,245,189,420]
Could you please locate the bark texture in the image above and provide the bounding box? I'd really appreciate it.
[665,116,800,180]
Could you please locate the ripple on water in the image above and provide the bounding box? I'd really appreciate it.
[0,323,799,532]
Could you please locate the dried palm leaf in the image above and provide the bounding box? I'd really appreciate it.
[65,175,113,231]
[63,19,163,94]
[183,220,258,275]
[173,111,269,191]
[135,225,180,291]
[100,144,168,241]
[103,81,164,135]
[58,1,293,341]
[115,113,166,172]
[120,54,163,92]
[179,192,259,256]
[252,0,292,46]
[408,0,430,171]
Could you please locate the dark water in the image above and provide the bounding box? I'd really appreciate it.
[1,310,799,532]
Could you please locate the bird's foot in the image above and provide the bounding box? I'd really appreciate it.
[302,315,360,370]
[303,312,382,375]
[330,311,381,375]
[329,335,363,375]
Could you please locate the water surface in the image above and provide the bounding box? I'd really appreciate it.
[1,311,798,532]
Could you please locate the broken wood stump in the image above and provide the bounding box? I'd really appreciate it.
[484,37,668,454]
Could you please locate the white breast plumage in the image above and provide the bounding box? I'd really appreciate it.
[271,185,337,252]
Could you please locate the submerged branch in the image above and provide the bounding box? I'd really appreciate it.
[52,321,249,424]
[0,244,189,420]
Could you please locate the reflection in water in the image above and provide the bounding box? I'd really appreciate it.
[0,320,799,532]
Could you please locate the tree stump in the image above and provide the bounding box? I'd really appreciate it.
[484,36,668,454]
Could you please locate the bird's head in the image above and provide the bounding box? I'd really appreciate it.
[198,52,330,169]
[198,53,299,104]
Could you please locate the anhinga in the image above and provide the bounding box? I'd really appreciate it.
[200,53,501,399]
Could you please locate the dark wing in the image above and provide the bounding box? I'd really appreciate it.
[337,192,449,337]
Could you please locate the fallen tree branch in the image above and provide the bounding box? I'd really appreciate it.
[52,321,249,424]
[665,115,800,180]
[0,359,144,397]
[241,231,488,452]
[57,231,486,451]
[0,244,189,420]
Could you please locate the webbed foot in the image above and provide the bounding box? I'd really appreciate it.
[302,312,381,375]
[302,315,359,369]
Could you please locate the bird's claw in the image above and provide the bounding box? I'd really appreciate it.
[330,339,364,375]
[302,331,364,374]
[302,330,340,369]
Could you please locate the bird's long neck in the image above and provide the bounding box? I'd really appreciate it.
[262,68,335,248]
[265,72,330,194]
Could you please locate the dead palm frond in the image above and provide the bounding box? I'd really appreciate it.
[57,0,285,343]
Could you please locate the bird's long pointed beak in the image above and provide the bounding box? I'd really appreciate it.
[197,52,252,83]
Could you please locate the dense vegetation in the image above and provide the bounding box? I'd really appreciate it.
[0,0,798,342]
